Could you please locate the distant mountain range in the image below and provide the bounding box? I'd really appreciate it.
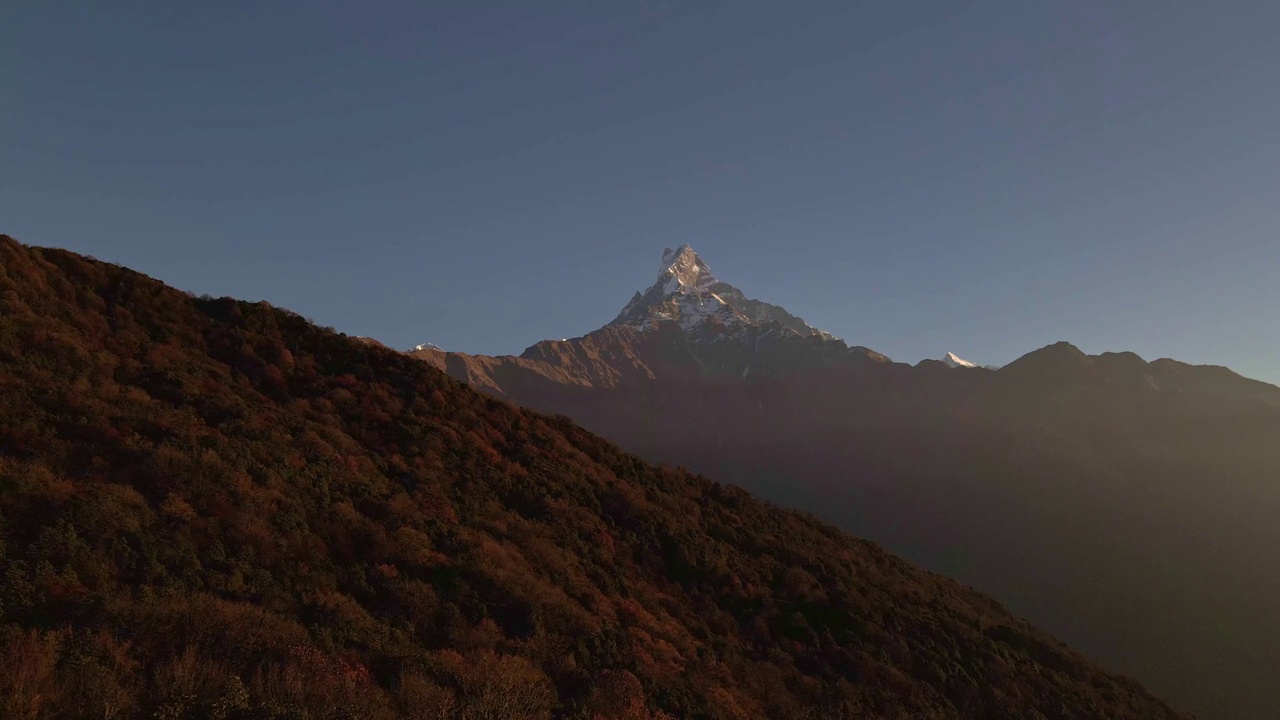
[0,233,1189,718]
[408,245,1280,720]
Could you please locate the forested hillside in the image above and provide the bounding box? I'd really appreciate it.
[0,236,1185,719]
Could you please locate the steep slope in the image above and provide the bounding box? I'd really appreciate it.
[408,247,1280,720]
[0,237,1189,719]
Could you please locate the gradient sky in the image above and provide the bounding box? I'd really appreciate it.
[4,2,1278,383]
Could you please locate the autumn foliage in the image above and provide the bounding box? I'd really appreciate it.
[0,236,1185,719]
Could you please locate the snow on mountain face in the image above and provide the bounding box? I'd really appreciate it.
[610,245,838,341]
[659,244,719,294]
[943,352,978,368]
[413,342,444,352]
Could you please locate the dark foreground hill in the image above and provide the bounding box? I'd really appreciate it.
[0,235,1185,719]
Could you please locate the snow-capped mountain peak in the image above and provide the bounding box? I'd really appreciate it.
[413,342,444,352]
[943,351,978,368]
[609,246,839,342]
[658,244,718,294]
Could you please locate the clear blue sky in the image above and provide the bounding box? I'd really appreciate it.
[4,2,1278,382]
